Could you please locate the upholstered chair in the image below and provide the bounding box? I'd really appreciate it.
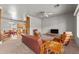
[40,41,64,54]
[60,32,73,46]
[53,32,73,46]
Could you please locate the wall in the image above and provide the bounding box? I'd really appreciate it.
[1,16,41,35]
[1,13,75,36]
[1,19,25,32]
[42,13,75,34]
[1,19,12,31]
[30,16,41,35]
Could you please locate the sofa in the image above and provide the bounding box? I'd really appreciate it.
[21,34,43,54]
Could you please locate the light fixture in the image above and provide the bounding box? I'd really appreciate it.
[39,11,53,17]
[8,6,17,19]
[54,4,60,7]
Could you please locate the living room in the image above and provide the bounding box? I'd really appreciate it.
[0,4,79,54]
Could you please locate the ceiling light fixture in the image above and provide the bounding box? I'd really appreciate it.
[39,11,53,17]
[9,6,17,19]
[54,4,60,7]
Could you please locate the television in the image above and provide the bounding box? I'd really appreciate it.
[50,29,59,34]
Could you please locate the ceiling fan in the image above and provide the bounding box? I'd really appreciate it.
[37,4,60,18]
[38,11,54,18]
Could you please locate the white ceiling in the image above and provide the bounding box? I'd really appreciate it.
[0,4,77,19]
